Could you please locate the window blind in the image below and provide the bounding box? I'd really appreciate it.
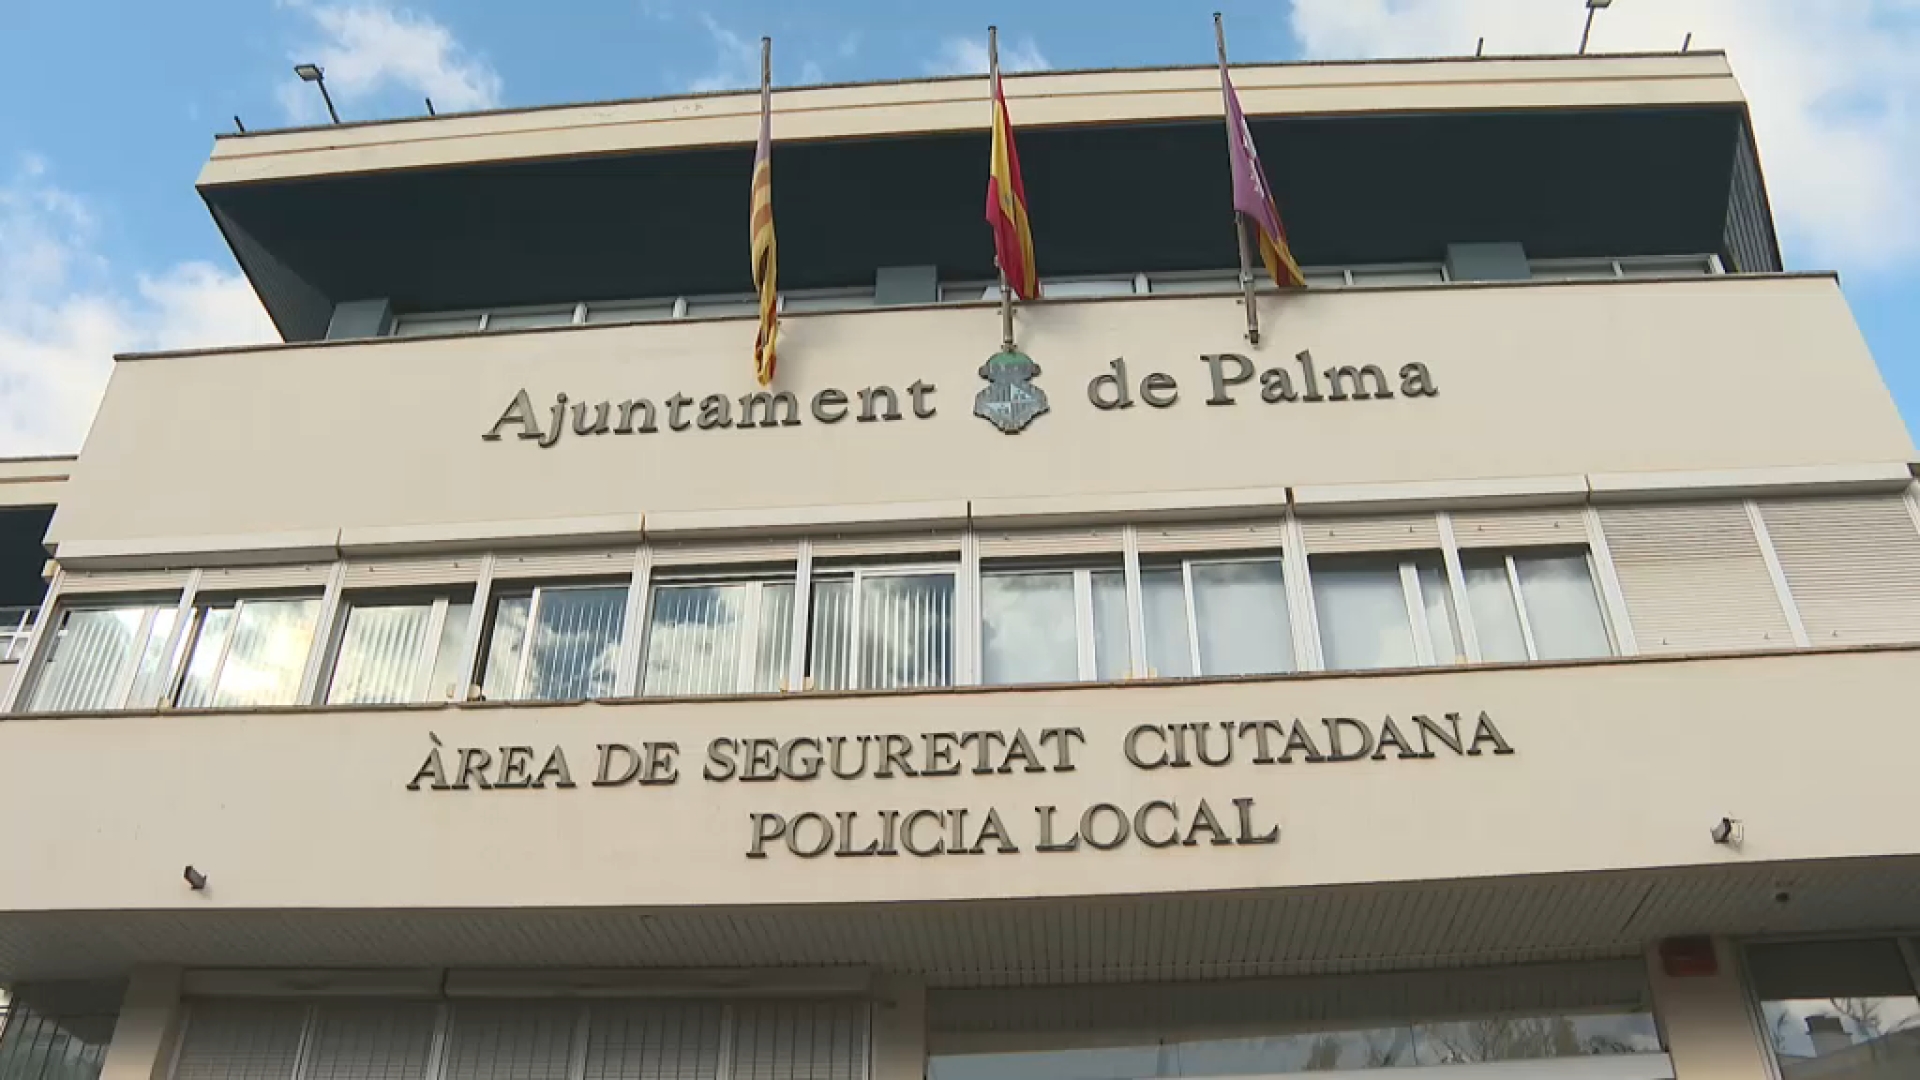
[173,1002,307,1080]
[1598,503,1792,653]
[441,1003,578,1080]
[729,1003,870,1080]
[303,1003,439,1080]
[584,1003,724,1080]
[1760,495,1920,645]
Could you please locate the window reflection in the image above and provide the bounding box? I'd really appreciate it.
[1751,939,1920,1080]
[929,1011,1659,1080]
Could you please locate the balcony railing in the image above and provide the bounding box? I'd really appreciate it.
[0,607,38,663]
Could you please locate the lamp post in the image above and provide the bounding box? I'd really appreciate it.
[294,63,341,124]
[1580,0,1613,55]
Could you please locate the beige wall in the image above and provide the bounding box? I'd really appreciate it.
[1,646,1917,914]
[49,277,1911,560]
[200,55,1741,187]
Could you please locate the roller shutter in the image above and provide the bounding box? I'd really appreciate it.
[1761,495,1920,645]
[1599,502,1791,653]
[1133,521,1285,555]
[1300,514,1439,555]
[975,527,1124,560]
[1449,508,1588,550]
[493,549,635,581]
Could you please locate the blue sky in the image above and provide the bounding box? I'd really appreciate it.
[1,0,1917,454]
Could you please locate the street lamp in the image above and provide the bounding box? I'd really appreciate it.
[294,63,341,124]
[1580,0,1613,55]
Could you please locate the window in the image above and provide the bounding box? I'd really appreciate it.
[1041,277,1139,299]
[807,566,955,691]
[584,298,677,324]
[485,306,576,331]
[1462,551,1612,662]
[0,605,37,662]
[1144,273,1240,295]
[175,596,324,709]
[1749,939,1920,1080]
[782,287,876,313]
[642,577,794,696]
[1348,264,1448,288]
[323,593,474,705]
[391,311,483,337]
[928,962,1664,1080]
[1311,555,1461,671]
[1140,557,1293,679]
[683,294,759,319]
[480,583,628,702]
[24,601,179,712]
[979,565,1129,685]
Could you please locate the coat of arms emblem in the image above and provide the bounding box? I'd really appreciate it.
[974,349,1049,434]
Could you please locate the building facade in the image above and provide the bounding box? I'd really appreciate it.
[1,51,1918,1080]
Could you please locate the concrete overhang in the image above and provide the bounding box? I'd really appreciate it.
[190,53,1781,343]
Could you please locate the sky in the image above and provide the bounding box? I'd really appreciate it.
[2,0,1918,456]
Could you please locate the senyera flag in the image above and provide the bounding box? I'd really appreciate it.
[985,76,1038,301]
[1221,69,1304,289]
[750,71,778,385]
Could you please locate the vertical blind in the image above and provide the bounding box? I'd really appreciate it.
[483,586,628,701]
[809,574,954,691]
[26,605,175,713]
[172,1002,869,1080]
[643,584,793,697]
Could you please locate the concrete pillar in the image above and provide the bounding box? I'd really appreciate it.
[98,967,185,1080]
[1648,939,1773,1080]
[871,974,926,1080]
[325,298,394,340]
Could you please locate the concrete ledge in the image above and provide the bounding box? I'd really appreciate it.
[969,487,1292,527]
[645,501,969,539]
[339,514,645,555]
[1587,462,1913,502]
[1293,475,1588,515]
[53,529,342,570]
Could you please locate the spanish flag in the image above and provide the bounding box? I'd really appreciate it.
[750,52,778,385]
[984,74,1037,301]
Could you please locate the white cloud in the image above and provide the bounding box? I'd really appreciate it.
[688,13,762,93]
[278,1,502,123]
[1286,0,1920,271]
[0,158,274,457]
[927,36,1049,76]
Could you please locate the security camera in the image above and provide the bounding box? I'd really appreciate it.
[183,865,208,890]
[1710,818,1744,847]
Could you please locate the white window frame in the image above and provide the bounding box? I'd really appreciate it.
[805,561,960,691]
[318,590,472,706]
[975,562,1129,685]
[482,579,632,702]
[639,570,800,696]
[1304,550,1458,672]
[173,592,327,708]
[1137,553,1298,679]
[20,596,182,712]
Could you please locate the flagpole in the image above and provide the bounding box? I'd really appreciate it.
[1216,12,1261,347]
[761,37,771,114]
[990,25,1015,353]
